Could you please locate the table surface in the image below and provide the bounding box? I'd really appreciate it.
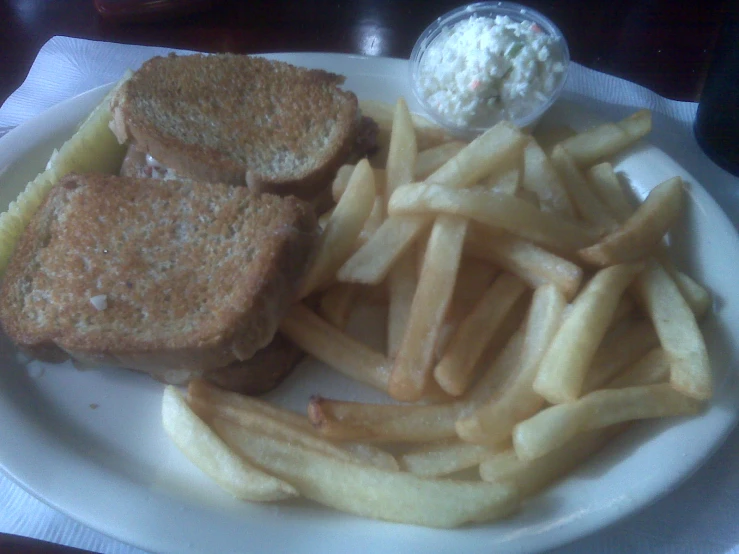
[0,0,732,553]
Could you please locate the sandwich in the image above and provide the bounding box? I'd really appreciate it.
[0,173,318,393]
[110,53,378,211]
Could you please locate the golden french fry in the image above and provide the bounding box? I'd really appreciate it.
[307,328,526,443]
[388,183,600,254]
[558,110,652,166]
[161,386,297,501]
[355,195,385,247]
[581,318,660,393]
[389,215,467,402]
[299,159,376,297]
[332,165,387,202]
[531,124,577,154]
[387,250,417,357]
[339,121,526,284]
[433,273,528,397]
[513,383,702,461]
[359,99,454,150]
[533,263,645,404]
[319,283,360,330]
[579,177,683,266]
[188,380,399,471]
[587,162,636,222]
[672,269,712,319]
[279,303,391,392]
[399,438,501,478]
[385,97,418,200]
[424,121,525,189]
[634,259,712,400]
[384,97,420,358]
[480,168,520,195]
[188,396,398,472]
[456,284,566,446]
[446,257,500,322]
[480,428,617,496]
[550,145,619,231]
[522,138,576,217]
[605,348,670,389]
[337,214,431,285]
[465,226,583,300]
[213,418,519,528]
[582,164,711,317]
[414,141,467,181]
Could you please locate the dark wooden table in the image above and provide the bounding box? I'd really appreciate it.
[0,0,730,552]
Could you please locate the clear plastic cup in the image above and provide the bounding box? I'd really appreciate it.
[409,2,570,137]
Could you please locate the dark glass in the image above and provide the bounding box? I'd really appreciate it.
[694,3,739,175]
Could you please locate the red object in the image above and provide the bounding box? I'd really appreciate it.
[93,0,220,22]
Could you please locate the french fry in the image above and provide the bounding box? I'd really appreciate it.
[359,99,454,150]
[339,121,526,284]
[307,328,526,443]
[672,269,712,319]
[531,124,577,154]
[533,263,644,404]
[387,251,417,357]
[213,418,519,528]
[456,284,566,446]
[465,226,583,300]
[319,283,360,330]
[385,97,418,201]
[414,141,467,180]
[161,386,297,501]
[550,145,619,231]
[279,303,391,392]
[355,195,385,247]
[558,110,652,166]
[189,396,399,471]
[522,138,576,217]
[424,121,525,188]
[390,215,467,402]
[337,214,431,284]
[513,384,702,461]
[579,177,683,266]
[332,165,387,202]
[581,318,660,393]
[399,438,501,478]
[385,98,420,358]
[480,429,618,496]
[587,162,636,222]
[634,259,712,400]
[389,183,600,254]
[605,348,670,389]
[433,273,527,396]
[482,168,520,195]
[188,380,399,471]
[299,159,376,297]
[447,257,500,322]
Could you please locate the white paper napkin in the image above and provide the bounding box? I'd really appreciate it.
[1,36,738,554]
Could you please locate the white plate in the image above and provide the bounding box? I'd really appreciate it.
[0,53,738,554]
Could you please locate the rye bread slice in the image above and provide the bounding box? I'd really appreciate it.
[0,174,317,384]
[110,53,359,200]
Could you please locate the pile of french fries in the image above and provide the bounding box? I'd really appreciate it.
[163,98,713,528]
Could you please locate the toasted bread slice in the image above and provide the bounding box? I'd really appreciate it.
[110,53,360,200]
[0,174,317,385]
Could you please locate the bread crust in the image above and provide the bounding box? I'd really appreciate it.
[110,53,359,200]
[0,174,317,381]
